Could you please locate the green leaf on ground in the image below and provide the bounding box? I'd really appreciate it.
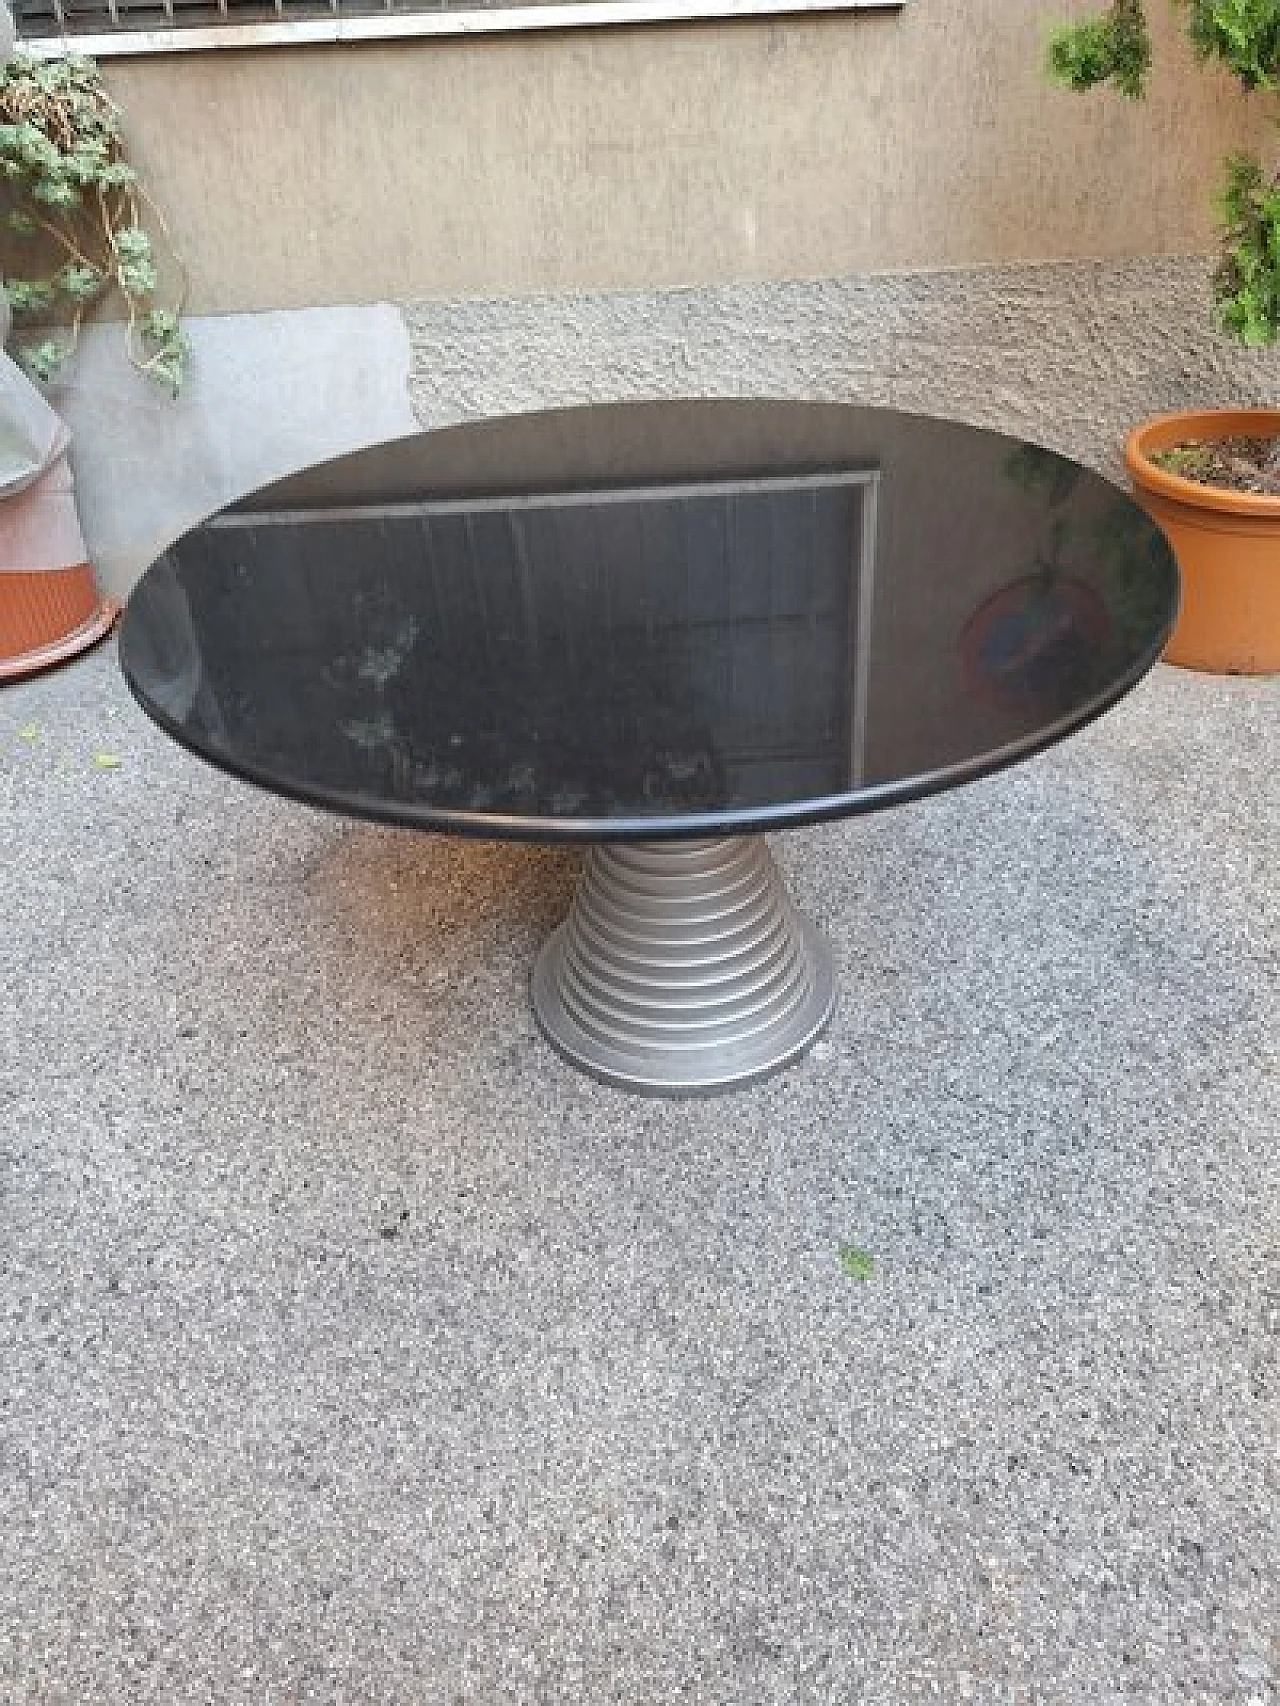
[839,1243,875,1282]
[17,723,40,741]
[92,751,122,769]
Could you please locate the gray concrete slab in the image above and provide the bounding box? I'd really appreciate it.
[0,644,1276,1704]
[53,305,419,602]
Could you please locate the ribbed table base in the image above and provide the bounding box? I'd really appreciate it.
[532,837,835,1094]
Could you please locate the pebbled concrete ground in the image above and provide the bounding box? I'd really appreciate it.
[0,643,1276,1705]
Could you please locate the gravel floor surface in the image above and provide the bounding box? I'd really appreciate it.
[1,645,1276,1705]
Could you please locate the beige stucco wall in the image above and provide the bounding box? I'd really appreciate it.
[54,4,1280,595]
[102,0,1266,315]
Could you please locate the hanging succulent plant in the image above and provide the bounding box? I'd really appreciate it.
[0,49,188,393]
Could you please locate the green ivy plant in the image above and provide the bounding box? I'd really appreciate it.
[0,49,188,392]
[1047,0,1280,346]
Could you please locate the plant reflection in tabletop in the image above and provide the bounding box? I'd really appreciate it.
[960,445,1171,721]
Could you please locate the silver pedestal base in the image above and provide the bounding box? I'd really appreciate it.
[532,837,835,1095]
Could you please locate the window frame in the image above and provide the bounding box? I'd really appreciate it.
[18,0,903,59]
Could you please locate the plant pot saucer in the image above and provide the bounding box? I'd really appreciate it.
[0,597,119,684]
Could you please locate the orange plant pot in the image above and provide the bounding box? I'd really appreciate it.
[0,452,117,683]
[1125,409,1280,675]
[0,564,118,683]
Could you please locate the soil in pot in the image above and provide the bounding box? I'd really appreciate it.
[1153,436,1280,496]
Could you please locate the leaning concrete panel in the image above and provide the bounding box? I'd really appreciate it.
[49,304,417,599]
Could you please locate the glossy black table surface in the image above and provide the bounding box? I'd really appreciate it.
[120,401,1178,1092]
[120,401,1176,843]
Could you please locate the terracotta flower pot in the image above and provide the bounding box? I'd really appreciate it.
[1125,408,1280,674]
[0,451,117,683]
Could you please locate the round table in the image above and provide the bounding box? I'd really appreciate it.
[119,401,1178,1094]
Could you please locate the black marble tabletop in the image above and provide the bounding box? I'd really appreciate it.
[119,401,1178,841]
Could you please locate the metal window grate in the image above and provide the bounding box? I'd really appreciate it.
[15,0,903,57]
[20,0,476,31]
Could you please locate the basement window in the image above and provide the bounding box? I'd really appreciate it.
[15,0,903,57]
